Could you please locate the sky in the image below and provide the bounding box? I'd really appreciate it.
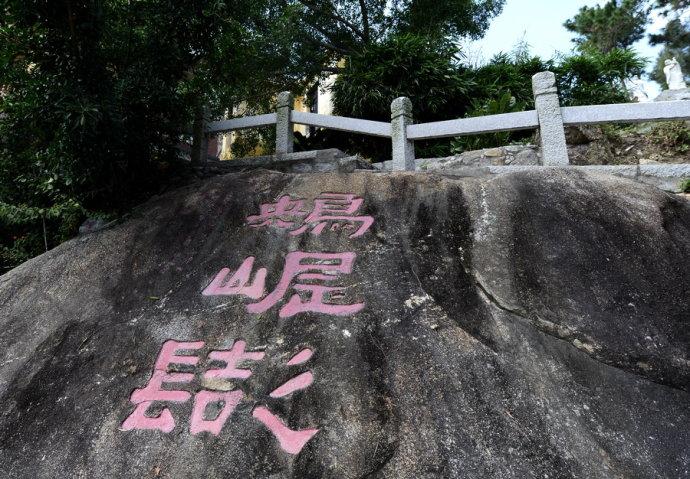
[468,0,669,97]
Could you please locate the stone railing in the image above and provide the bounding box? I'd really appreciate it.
[201,71,690,171]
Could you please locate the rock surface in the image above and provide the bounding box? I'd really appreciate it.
[0,169,688,478]
[654,88,690,102]
[204,148,374,174]
[417,145,541,169]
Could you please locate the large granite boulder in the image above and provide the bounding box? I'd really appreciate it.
[0,169,688,478]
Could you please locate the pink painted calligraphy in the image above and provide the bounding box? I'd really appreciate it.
[123,191,378,457]
[121,340,203,433]
[203,251,364,318]
[247,193,374,238]
[121,340,319,455]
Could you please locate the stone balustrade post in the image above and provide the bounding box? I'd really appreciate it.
[191,106,210,164]
[532,72,569,165]
[390,97,415,171]
[276,91,294,154]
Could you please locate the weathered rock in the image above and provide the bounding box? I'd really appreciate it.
[202,149,374,174]
[654,88,690,102]
[564,125,617,166]
[509,146,540,165]
[417,145,541,170]
[0,169,688,478]
[78,217,113,236]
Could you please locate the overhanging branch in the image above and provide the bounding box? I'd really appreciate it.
[297,0,367,40]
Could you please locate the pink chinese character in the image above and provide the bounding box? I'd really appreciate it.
[246,195,308,229]
[202,257,266,299]
[252,406,319,455]
[121,340,320,455]
[290,193,374,238]
[269,371,314,398]
[286,348,313,365]
[203,252,364,318]
[121,340,204,432]
[245,193,374,238]
[252,347,318,454]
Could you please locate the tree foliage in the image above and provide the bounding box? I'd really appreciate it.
[268,0,505,59]
[564,0,650,53]
[450,50,548,152]
[332,35,471,122]
[555,47,646,105]
[304,34,472,160]
[0,0,304,272]
[0,0,508,272]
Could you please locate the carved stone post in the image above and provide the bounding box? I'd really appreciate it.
[276,91,294,154]
[390,97,415,171]
[191,105,209,164]
[532,72,569,165]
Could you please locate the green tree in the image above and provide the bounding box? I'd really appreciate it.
[265,0,505,73]
[564,0,650,53]
[332,35,471,123]
[302,38,644,159]
[555,47,646,105]
[0,0,302,272]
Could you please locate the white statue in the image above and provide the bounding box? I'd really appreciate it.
[664,57,687,90]
[625,75,649,102]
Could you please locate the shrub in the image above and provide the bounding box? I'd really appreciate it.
[451,91,528,153]
[679,178,690,193]
[650,121,690,152]
[555,47,646,106]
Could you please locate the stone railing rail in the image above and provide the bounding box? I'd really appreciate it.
[201,71,690,171]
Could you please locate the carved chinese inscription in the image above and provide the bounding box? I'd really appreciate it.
[121,340,318,455]
[122,192,374,457]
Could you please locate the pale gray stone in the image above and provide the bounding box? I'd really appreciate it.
[391,97,415,171]
[195,149,373,174]
[483,147,503,157]
[504,145,528,153]
[291,111,391,138]
[571,165,639,178]
[205,113,278,134]
[654,88,690,102]
[406,111,538,140]
[411,162,690,192]
[563,101,690,122]
[532,72,569,165]
[510,146,540,165]
[639,164,690,191]
[375,159,395,171]
[418,145,540,169]
[275,91,294,154]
